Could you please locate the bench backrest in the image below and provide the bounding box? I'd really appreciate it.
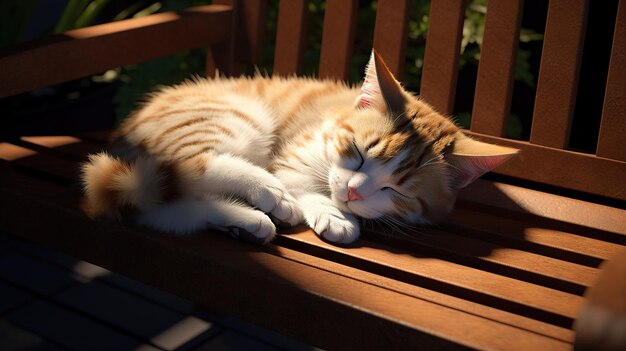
[1,0,624,201]
[267,0,625,202]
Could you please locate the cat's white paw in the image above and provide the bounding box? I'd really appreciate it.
[246,177,303,228]
[228,212,276,244]
[308,210,360,244]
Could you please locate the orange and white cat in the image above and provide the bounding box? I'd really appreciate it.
[81,51,517,244]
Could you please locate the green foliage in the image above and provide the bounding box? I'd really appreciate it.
[459,0,543,88]
[110,0,212,123]
[0,0,39,48]
[113,49,206,123]
[5,0,541,139]
[53,0,161,33]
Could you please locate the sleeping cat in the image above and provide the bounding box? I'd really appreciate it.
[81,51,517,245]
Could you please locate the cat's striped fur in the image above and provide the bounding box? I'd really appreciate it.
[82,51,517,244]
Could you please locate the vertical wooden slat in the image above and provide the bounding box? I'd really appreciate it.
[420,0,466,114]
[318,0,358,81]
[273,0,308,76]
[597,0,626,161]
[209,0,238,76]
[372,0,410,79]
[470,0,524,137]
[234,0,268,64]
[210,0,268,75]
[530,0,588,149]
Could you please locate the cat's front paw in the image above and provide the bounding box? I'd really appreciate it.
[228,213,276,244]
[310,211,360,244]
[246,179,303,228]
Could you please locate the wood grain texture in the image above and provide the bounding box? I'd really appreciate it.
[318,0,358,80]
[575,247,626,351]
[212,0,268,65]
[465,131,626,201]
[530,0,588,148]
[420,0,466,114]
[457,179,626,237]
[2,132,621,349]
[597,0,626,161]
[208,0,268,76]
[372,0,410,78]
[0,5,232,98]
[470,0,524,136]
[273,0,308,76]
[447,208,625,265]
[0,168,570,351]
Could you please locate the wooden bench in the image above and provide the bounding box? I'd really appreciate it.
[1,1,624,349]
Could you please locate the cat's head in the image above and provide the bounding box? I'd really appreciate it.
[324,50,518,224]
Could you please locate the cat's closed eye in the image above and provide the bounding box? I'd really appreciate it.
[381,186,409,198]
[352,141,365,170]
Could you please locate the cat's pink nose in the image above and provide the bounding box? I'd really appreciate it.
[347,186,363,201]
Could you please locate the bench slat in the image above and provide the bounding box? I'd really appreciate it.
[458,178,626,237]
[372,0,411,78]
[597,0,626,161]
[364,227,598,294]
[19,136,101,160]
[466,132,626,202]
[269,241,575,345]
[273,0,309,76]
[470,0,524,137]
[280,230,583,327]
[214,0,268,64]
[420,0,465,114]
[0,5,232,98]
[0,142,79,182]
[0,166,571,351]
[318,0,358,80]
[530,0,588,149]
[448,208,625,264]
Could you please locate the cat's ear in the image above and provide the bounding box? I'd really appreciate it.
[355,50,407,115]
[445,135,519,189]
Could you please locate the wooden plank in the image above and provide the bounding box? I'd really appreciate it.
[363,226,599,294]
[214,0,268,64]
[574,247,626,351]
[270,244,575,346]
[470,0,524,136]
[273,0,308,76]
[279,230,582,328]
[447,207,625,264]
[19,136,101,159]
[458,179,626,236]
[208,0,238,76]
[0,142,79,182]
[597,0,626,161]
[0,171,571,350]
[372,0,411,78]
[420,0,466,114]
[530,0,588,148]
[0,5,232,98]
[465,131,626,201]
[318,0,358,81]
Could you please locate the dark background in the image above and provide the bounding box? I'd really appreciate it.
[0,0,619,154]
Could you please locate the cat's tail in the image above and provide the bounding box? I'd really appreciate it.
[80,152,202,219]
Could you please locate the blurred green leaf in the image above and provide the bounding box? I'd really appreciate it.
[54,0,89,33]
[74,0,110,29]
[506,114,524,139]
[0,0,39,48]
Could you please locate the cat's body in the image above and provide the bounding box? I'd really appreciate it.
[82,52,517,244]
